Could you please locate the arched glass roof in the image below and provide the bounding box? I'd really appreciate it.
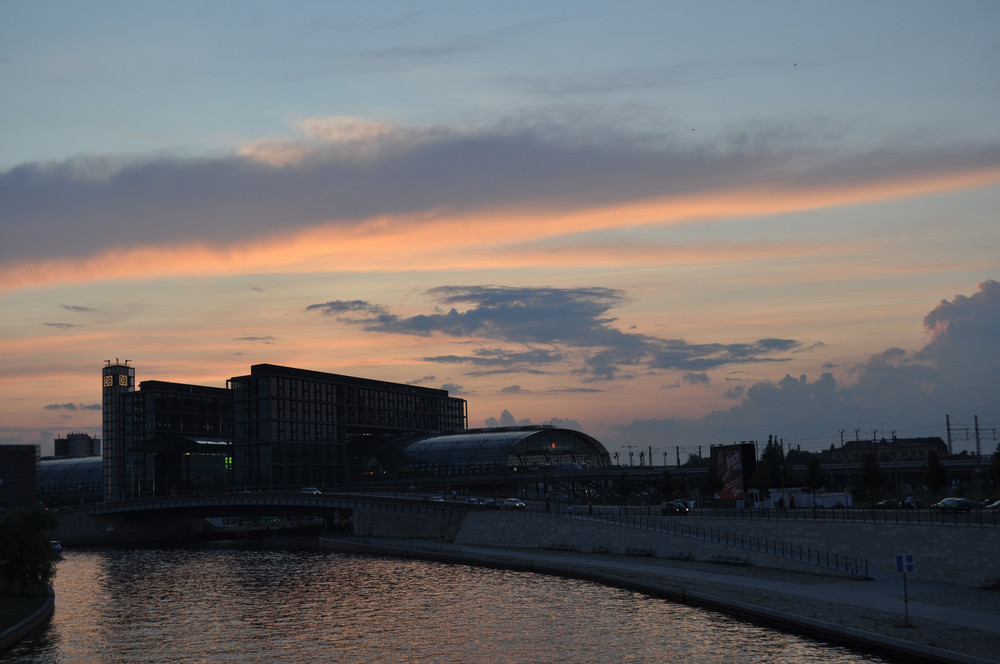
[40,457,103,496]
[384,427,610,477]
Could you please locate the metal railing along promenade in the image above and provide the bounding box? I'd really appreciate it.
[504,508,869,577]
[694,505,1000,527]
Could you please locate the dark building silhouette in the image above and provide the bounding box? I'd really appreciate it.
[102,360,135,501]
[102,361,468,499]
[54,431,101,458]
[230,364,468,490]
[125,381,232,498]
[0,444,40,508]
[830,437,948,464]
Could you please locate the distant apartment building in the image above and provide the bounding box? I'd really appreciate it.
[830,437,948,464]
[0,444,40,508]
[54,431,101,458]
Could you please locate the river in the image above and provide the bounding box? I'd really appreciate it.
[6,542,890,663]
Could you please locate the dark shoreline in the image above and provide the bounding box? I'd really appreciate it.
[0,586,54,656]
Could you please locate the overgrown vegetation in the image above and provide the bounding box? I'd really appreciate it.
[0,507,58,596]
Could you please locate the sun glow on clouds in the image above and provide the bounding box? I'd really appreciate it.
[3,159,999,292]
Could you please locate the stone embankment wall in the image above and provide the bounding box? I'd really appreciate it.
[362,510,997,586]
[353,509,465,541]
[681,516,1000,586]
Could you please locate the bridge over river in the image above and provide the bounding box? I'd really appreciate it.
[52,491,999,587]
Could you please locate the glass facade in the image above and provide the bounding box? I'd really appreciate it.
[382,427,611,479]
[40,457,103,506]
[230,364,468,490]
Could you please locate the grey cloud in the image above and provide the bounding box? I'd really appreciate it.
[500,385,524,393]
[307,300,388,315]
[315,285,804,380]
[439,383,465,395]
[610,280,1000,450]
[482,411,587,434]
[234,336,276,345]
[424,347,562,367]
[683,372,710,385]
[44,322,79,329]
[6,125,1000,265]
[43,402,100,411]
[62,305,95,312]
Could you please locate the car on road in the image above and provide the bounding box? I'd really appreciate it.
[480,499,501,510]
[503,498,526,510]
[931,497,976,511]
[427,495,445,502]
[984,499,1000,510]
[300,487,322,495]
[661,500,689,516]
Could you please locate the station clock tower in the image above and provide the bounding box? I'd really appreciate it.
[102,359,135,501]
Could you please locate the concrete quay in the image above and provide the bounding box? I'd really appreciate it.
[321,531,1000,664]
[0,586,55,656]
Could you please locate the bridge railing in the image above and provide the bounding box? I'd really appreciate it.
[506,508,868,577]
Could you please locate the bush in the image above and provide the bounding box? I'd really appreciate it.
[0,507,58,595]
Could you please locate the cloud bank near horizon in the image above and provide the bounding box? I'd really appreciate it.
[611,279,1000,447]
[303,279,999,449]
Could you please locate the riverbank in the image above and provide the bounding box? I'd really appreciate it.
[0,587,55,655]
[320,535,1000,664]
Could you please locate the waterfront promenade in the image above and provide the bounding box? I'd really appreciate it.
[322,535,1000,664]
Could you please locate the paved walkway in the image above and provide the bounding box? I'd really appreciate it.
[323,536,1000,664]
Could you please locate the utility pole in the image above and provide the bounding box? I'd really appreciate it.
[975,415,981,463]
[946,414,953,455]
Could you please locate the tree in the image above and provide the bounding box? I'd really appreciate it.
[682,453,708,468]
[923,451,948,496]
[759,436,786,489]
[0,507,58,594]
[860,453,884,500]
[805,456,826,492]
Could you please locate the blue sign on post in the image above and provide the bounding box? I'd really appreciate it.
[895,553,915,574]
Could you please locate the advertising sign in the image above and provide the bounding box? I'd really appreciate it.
[710,443,756,500]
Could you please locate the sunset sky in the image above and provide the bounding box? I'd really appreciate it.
[2,1,999,460]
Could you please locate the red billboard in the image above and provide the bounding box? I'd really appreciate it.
[710,443,757,500]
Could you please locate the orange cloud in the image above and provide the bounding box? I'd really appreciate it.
[2,164,997,291]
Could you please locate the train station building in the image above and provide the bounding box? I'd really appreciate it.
[101,361,472,500]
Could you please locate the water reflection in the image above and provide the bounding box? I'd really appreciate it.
[8,544,888,663]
